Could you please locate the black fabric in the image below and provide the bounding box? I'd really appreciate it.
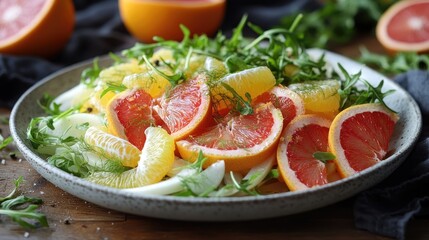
[354,71,429,240]
[1,1,428,239]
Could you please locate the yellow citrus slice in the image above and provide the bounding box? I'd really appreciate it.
[203,56,227,80]
[98,61,145,85]
[122,69,172,98]
[288,80,340,119]
[211,66,276,115]
[277,114,333,191]
[0,0,75,57]
[84,126,141,168]
[176,103,283,172]
[329,103,399,178]
[85,127,175,188]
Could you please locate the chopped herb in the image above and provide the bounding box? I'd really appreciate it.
[359,47,429,74]
[81,58,101,88]
[337,64,396,112]
[220,83,253,115]
[280,0,398,48]
[37,94,63,116]
[313,151,336,164]
[100,83,127,98]
[0,177,48,229]
[0,134,13,150]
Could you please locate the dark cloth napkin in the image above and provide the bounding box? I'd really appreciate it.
[1,1,428,239]
[354,70,429,240]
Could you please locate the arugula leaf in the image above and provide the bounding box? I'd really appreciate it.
[0,177,48,229]
[37,94,63,116]
[280,0,398,48]
[0,135,13,150]
[337,64,396,112]
[81,58,101,88]
[359,47,429,74]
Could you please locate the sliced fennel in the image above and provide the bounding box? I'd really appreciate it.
[209,155,276,197]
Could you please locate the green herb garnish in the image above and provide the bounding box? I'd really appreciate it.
[359,47,429,74]
[0,177,48,229]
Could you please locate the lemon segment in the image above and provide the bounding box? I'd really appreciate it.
[211,66,276,112]
[122,70,171,98]
[98,60,145,84]
[288,80,340,119]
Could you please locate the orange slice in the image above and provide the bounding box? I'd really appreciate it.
[254,85,305,126]
[176,103,284,172]
[277,114,333,191]
[84,127,141,168]
[0,0,75,57]
[119,0,226,42]
[211,66,277,115]
[153,74,213,140]
[376,0,429,53]
[329,103,399,177]
[86,127,175,188]
[106,89,160,150]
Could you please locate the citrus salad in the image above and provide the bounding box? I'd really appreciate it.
[27,16,398,197]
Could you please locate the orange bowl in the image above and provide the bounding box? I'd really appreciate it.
[119,0,226,43]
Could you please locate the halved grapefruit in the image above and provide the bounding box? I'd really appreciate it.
[329,103,399,177]
[277,114,333,191]
[376,0,429,53]
[0,0,75,57]
[176,103,284,172]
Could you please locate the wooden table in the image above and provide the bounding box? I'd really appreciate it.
[1,36,428,240]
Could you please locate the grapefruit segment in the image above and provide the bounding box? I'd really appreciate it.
[153,74,213,140]
[277,115,333,191]
[106,89,160,150]
[329,103,399,177]
[254,85,305,126]
[176,103,283,172]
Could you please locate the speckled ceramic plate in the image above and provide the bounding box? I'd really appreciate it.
[10,49,422,221]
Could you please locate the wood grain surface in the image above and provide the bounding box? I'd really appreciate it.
[1,37,428,240]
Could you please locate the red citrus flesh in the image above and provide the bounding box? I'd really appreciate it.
[190,105,276,150]
[386,1,429,44]
[338,111,396,172]
[113,89,158,150]
[177,103,283,171]
[254,85,304,126]
[154,75,213,140]
[0,0,46,39]
[277,115,332,190]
